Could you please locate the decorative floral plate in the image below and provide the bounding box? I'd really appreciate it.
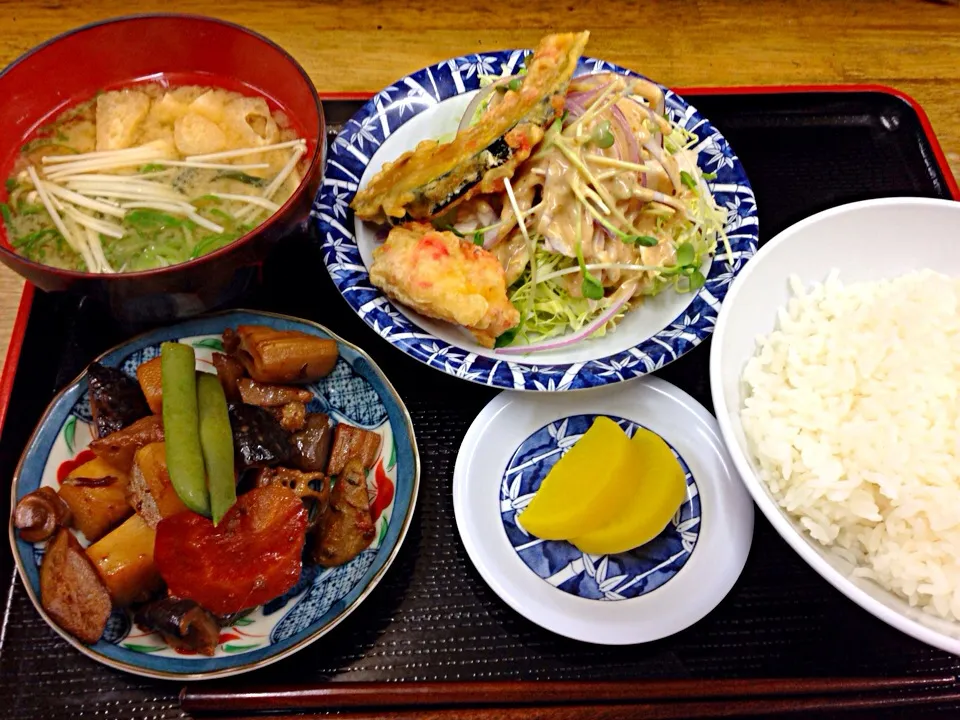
[453,376,753,644]
[8,310,420,680]
[314,49,759,391]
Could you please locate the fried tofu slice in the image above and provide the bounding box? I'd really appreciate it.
[95,89,152,151]
[370,223,520,347]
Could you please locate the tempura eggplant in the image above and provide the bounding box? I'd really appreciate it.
[41,529,112,644]
[87,362,152,437]
[14,488,72,543]
[228,325,338,384]
[314,459,375,567]
[134,597,220,656]
[351,31,589,224]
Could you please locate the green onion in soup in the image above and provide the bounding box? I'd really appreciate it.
[2,84,307,272]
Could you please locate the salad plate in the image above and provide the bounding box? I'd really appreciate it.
[453,376,754,644]
[8,309,420,680]
[315,48,758,391]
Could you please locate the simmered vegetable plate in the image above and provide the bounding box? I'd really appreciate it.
[8,310,419,680]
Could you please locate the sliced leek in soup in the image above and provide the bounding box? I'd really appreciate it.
[2,83,308,273]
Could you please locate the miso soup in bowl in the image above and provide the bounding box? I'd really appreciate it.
[0,14,325,325]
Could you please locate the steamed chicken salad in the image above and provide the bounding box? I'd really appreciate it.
[351,31,728,351]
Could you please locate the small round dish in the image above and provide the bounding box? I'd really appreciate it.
[453,376,753,644]
[315,49,758,392]
[9,309,419,680]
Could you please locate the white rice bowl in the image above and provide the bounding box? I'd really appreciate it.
[740,269,960,621]
[710,197,960,655]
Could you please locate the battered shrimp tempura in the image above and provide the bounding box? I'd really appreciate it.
[369,223,520,347]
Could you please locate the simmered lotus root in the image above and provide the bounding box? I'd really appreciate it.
[254,466,330,529]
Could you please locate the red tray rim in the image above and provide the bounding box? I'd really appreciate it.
[1,82,957,439]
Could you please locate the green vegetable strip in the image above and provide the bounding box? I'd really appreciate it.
[574,204,603,300]
[197,373,236,525]
[161,342,210,516]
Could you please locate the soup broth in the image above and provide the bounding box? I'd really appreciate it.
[2,83,307,272]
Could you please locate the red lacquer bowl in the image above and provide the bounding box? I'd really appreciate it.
[0,14,325,326]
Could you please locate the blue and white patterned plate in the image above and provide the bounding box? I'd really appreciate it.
[8,310,419,680]
[315,49,759,391]
[453,376,753,644]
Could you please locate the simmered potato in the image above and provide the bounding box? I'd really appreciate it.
[58,457,131,542]
[86,514,161,607]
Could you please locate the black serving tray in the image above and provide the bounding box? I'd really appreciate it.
[0,89,958,720]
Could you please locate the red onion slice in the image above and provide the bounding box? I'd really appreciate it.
[610,104,640,164]
[481,224,503,249]
[564,96,587,120]
[643,138,681,193]
[565,82,611,112]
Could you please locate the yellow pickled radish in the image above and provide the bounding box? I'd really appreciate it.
[517,416,633,540]
[570,426,686,555]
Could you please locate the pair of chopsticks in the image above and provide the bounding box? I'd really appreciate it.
[181,675,960,719]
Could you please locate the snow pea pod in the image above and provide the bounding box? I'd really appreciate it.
[161,342,210,516]
[197,373,236,525]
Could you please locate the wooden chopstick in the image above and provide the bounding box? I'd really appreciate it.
[190,689,960,720]
[180,675,956,715]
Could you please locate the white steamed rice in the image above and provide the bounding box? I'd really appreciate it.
[741,269,960,621]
